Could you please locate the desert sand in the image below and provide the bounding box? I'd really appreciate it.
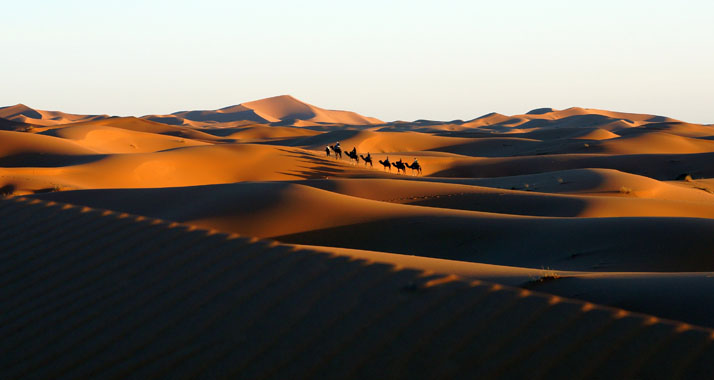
[2,95,714,376]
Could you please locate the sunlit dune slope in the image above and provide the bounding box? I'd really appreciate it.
[0,144,389,194]
[40,123,210,153]
[42,116,226,142]
[242,95,383,125]
[224,125,322,140]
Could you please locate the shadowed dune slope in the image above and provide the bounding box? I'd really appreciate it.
[525,272,714,330]
[2,197,713,379]
[0,116,33,131]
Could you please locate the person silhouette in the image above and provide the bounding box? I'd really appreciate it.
[325,146,330,156]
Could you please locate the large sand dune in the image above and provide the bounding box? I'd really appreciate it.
[4,98,714,375]
[144,95,383,127]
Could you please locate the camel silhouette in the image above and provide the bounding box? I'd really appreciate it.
[392,159,407,174]
[405,161,422,175]
[345,147,359,164]
[360,153,373,167]
[378,157,391,171]
[329,145,342,159]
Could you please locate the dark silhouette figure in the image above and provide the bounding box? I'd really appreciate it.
[325,146,331,157]
[405,159,422,175]
[378,157,391,171]
[329,145,342,159]
[360,153,373,167]
[392,159,407,174]
[345,149,359,164]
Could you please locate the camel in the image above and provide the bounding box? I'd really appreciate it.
[329,145,342,159]
[378,157,391,171]
[360,153,373,167]
[345,149,359,164]
[405,161,422,175]
[392,159,407,174]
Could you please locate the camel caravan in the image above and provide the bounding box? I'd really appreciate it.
[326,142,422,175]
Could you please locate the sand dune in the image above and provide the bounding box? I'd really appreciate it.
[242,95,383,125]
[143,95,382,127]
[0,130,99,168]
[44,116,227,141]
[40,123,210,153]
[0,104,108,126]
[4,99,714,374]
[0,144,391,195]
[571,128,620,140]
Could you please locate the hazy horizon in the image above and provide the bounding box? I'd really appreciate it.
[3,0,713,123]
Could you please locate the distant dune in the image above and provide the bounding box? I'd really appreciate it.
[143,95,383,127]
[3,98,714,376]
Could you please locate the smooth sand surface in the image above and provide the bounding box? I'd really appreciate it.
[4,98,714,374]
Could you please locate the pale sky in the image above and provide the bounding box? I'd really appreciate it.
[2,0,713,123]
